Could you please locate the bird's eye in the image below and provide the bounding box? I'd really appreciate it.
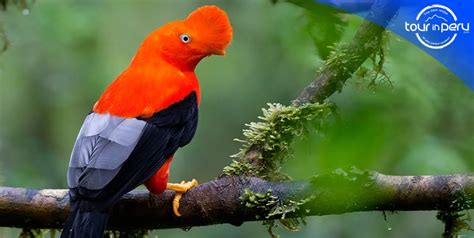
[180,34,191,44]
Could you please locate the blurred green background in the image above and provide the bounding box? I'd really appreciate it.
[0,0,473,237]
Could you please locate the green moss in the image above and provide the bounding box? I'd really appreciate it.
[267,196,315,219]
[240,188,315,237]
[437,210,473,238]
[316,30,392,91]
[239,188,314,221]
[352,32,392,89]
[224,102,334,180]
[226,102,333,236]
[435,185,474,237]
[448,189,474,211]
[222,159,257,177]
[321,44,355,71]
[240,188,278,213]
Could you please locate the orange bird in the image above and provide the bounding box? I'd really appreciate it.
[61,6,232,238]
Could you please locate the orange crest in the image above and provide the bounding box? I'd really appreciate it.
[94,5,233,118]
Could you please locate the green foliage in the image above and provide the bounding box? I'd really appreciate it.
[283,0,348,59]
[224,102,335,181]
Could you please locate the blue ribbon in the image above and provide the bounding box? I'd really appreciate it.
[311,0,474,90]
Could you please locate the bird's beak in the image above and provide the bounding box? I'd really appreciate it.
[209,48,226,56]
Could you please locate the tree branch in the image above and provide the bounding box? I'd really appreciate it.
[0,173,473,230]
[4,0,469,235]
[292,0,399,105]
[239,0,400,173]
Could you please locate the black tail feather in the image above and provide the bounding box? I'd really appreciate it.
[61,200,109,238]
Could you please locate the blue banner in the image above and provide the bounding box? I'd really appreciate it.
[312,0,473,90]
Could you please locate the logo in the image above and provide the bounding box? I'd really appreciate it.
[404,4,470,49]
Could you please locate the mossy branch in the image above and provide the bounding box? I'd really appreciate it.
[3,0,469,237]
[0,173,473,231]
[293,0,399,105]
[224,0,400,182]
[223,103,335,181]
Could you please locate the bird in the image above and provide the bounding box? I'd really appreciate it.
[61,5,232,238]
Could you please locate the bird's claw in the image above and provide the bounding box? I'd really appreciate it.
[166,179,199,217]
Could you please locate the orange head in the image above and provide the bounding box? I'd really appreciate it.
[133,5,233,70]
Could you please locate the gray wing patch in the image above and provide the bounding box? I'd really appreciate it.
[67,113,146,190]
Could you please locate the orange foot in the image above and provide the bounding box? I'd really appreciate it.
[166,179,199,217]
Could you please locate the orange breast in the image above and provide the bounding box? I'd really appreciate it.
[144,156,174,195]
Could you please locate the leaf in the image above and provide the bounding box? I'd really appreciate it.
[285,0,348,59]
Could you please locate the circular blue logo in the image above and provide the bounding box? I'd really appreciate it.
[405,4,470,49]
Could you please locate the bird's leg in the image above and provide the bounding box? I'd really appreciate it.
[166,179,198,216]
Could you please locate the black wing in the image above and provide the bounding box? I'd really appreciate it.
[67,92,198,210]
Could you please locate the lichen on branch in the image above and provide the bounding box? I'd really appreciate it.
[223,102,335,181]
